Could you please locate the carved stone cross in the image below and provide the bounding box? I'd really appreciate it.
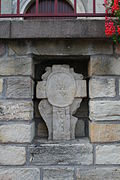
[37,65,86,140]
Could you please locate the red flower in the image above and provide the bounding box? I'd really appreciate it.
[117,25,120,35]
[105,21,116,37]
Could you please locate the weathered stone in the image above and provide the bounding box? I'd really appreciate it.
[43,167,74,180]
[89,122,120,142]
[0,145,26,165]
[38,65,86,140]
[96,145,120,164]
[89,77,116,98]
[0,122,35,143]
[89,55,120,76]
[6,77,33,99]
[0,100,33,121]
[89,100,120,121]
[29,139,93,165]
[0,79,3,94]
[0,56,33,76]
[76,167,120,180]
[0,42,6,56]
[115,43,120,55]
[75,119,85,138]
[0,168,40,180]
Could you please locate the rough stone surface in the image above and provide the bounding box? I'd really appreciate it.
[89,100,120,121]
[0,168,40,180]
[89,77,116,98]
[96,145,120,164]
[0,145,26,165]
[6,77,33,99]
[89,122,120,142]
[29,139,93,165]
[43,167,74,180]
[76,167,120,180]
[0,100,33,121]
[0,42,6,56]
[0,122,35,143]
[0,79,3,95]
[0,56,33,76]
[89,55,120,76]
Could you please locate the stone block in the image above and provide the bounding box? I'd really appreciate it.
[0,79,3,95]
[89,100,120,121]
[43,167,74,180]
[0,42,6,56]
[89,77,116,98]
[0,56,33,76]
[0,122,35,143]
[0,100,33,121]
[0,145,26,165]
[29,139,93,165]
[96,145,120,164]
[0,168,40,180]
[89,55,120,76]
[76,167,120,180]
[89,122,120,142]
[6,77,34,99]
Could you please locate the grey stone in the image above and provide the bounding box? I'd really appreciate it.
[0,122,35,143]
[89,55,120,76]
[89,100,120,121]
[96,145,120,164]
[6,77,34,99]
[37,81,47,99]
[89,77,116,98]
[76,167,120,180]
[0,145,26,165]
[0,21,10,39]
[0,168,40,180]
[43,167,74,180]
[0,100,33,121]
[0,56,33,76]
[29,139,93,165]
[0,79,3,95]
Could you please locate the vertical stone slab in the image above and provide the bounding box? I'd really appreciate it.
[53,106,70,140]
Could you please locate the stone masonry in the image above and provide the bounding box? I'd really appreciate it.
[0,17,119,180]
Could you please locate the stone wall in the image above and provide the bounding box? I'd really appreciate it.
[0,19,120,179]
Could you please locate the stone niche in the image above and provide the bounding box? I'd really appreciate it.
[34,58,89,140]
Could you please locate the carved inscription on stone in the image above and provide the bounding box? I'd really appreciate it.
[37,65,87,140]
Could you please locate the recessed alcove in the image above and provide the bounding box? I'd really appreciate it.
[33,55,89,140]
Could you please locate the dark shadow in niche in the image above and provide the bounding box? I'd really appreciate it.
[33,55,89,139]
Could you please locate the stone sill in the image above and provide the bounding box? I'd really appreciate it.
[0,19,106,39]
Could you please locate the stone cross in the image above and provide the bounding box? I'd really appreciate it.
[37,65,86,140]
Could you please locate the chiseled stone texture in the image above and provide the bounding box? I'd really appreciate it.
[76,167,120,180]
[0,100,33,121]
[89,100,120,121]
[89,55,120,76]
[0,168,40,180]
[89,77,116,98]
[96,145,120,164]
[0,56,33,76]
[0,122,35,143]
[29,139,93,165]
[6,77,34,99]
[43,167,74,180]
[0,145,26,165]
[0,78,3,94]
[89,122,120,142]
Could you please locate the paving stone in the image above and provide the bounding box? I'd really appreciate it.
[0,122,35,143]
[43,167,74,180]
[96,144,120,164]
[89,77,116,98]
[0,100,33,121]
[89,100,120,121]
[29,139,93,165]
[0,168,40,180]
[6,77,34,99]
[0,145,26,165]
[89,122,120,142]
